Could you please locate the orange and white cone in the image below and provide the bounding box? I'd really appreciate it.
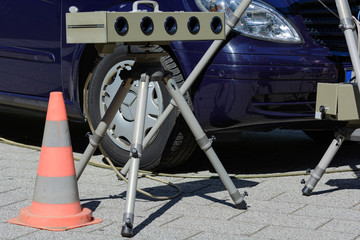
[8,92,102,231]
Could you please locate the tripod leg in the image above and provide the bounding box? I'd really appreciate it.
[164,77,247,209]
[76,77,133,180]
[121,73,150,237]
[302,133,345,196]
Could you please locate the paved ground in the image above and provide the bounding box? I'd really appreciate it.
[0,116,360,239]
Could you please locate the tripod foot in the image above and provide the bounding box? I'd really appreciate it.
[302,185,313,196]
[231,191,248,210]
[121,214,134,237]
[235,200,247,210]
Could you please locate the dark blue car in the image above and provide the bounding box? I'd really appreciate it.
[0,0,354,169]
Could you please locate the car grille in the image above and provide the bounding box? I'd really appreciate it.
[298,0,360,53]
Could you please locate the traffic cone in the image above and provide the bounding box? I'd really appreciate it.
[8,92,102,231]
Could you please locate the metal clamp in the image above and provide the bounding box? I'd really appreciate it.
[339,17,355,31]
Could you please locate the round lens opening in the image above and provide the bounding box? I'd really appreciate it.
[210,16,222,34]
[187,16,200,34]
[140,16,154,35]
[115,17,129,36]
[164,16,177,35]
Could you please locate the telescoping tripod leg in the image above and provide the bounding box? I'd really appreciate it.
[121,73,151,237]
[302,0,360,196]
[76,77,133,180]
[164,76,247,209]
[302,132,345,196]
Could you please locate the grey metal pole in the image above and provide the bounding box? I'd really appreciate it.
[121,73,150,237]
[120,0,253,176]
[302,134,345,196]
[335,0,360,88]
[76,78,132,180]
[164,77,247,209]
[302,0,360,196]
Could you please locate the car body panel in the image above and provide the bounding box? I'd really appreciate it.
[0,0,61,97]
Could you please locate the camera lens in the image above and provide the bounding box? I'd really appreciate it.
[164,16,177,35]
[210,16,222,34]
[187,16,200,34]
[115,17,129,36]
[140,16,154,35]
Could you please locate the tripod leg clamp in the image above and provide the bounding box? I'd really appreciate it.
[196,135,213,151]
[89,121,107,147]
[130,143,143,158]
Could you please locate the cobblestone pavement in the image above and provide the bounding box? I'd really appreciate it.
[1,123,360,239]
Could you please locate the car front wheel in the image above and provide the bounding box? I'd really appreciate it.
[86,46,196,170]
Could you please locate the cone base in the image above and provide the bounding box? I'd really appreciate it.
[8,206,102,231]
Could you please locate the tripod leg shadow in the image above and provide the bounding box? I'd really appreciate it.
[133,195,183,236]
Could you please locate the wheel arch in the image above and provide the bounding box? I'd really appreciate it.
[76,44,102,117]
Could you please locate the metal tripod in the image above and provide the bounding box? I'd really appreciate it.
[302,0,360,196]
[74,0,252,237]
[117,51,247,237]
[75,49,247,237]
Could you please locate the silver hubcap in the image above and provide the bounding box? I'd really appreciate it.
[100,60,163,151]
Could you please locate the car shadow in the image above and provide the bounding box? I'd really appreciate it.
[173,130,360,175]
[1,112,360,176]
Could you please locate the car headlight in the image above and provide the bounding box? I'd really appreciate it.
[195,0,302,43]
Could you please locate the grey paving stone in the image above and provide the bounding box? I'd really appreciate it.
[293,205,360,221]
[163,216,266,236]
[230,210,330,229]
[241,177,297,201]
[243,199,305,214]
[159,201,244,220]
[90,221,199,239]
[131,225,200,240]
[318,219,360,235]
[0,208,20,223]
[0,222,38,240]
[0,190,30,208]
[352,202,360,210]
[2,198,32,211]
[14,229,110,240]
[187,231,262,240]
[272,191,360,208]
[251,225,358,240]
[0,185,22,194]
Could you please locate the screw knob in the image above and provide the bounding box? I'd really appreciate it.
[69,6,78,13]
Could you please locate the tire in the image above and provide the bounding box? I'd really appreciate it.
[86,46,197,170]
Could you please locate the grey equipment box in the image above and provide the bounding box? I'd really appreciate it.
[66,11,225,44]
[315,83,360,121]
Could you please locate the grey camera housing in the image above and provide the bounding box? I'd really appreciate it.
[66,11,225,44]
